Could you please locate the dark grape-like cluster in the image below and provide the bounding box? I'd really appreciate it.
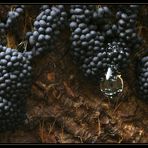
[5,5,25,28]
[0,46,32,131]
[0,5,25,30]
[116,5,142,50]
[70,5,104,78]
[137,56,148,100]
[69,5,141,80]
[0,5,25,46]
[70,23,106,77]
[27,5,67,57]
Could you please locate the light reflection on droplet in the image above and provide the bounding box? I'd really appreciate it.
[100,67,123,99]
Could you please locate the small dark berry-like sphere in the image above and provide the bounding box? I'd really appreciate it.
[0,45,32,132]
[137,56,148,100]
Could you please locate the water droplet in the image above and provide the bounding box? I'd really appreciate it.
[100,67,123,99]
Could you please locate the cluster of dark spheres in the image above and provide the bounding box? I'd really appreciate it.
[0,4,146,132]
[69,5,140,79]
[0,45,32,131]
[137,56,148,100]
[0,5,25,46]
[116,5,142,50]
[27,5,67,57]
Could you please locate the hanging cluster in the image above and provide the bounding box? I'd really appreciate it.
[69,5,142,79]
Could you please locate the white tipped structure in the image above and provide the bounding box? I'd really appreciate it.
[105,67,113,80]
